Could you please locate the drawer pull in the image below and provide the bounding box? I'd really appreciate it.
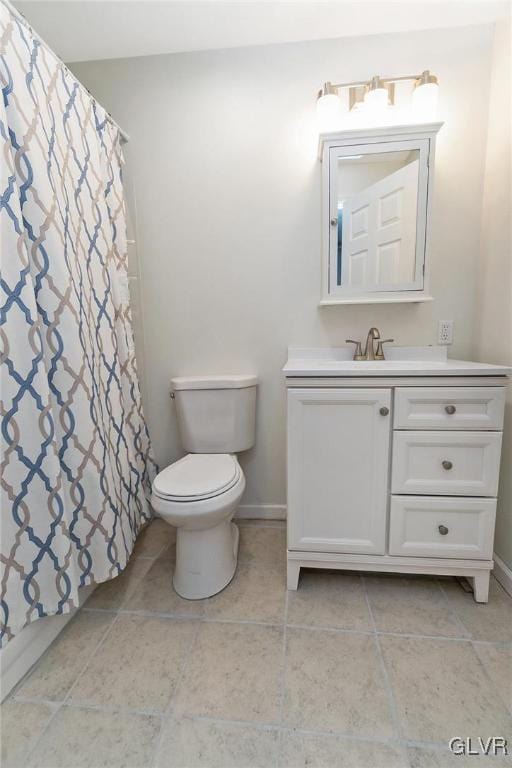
[379,406,390,416]
[442,460,453,470]
[438,524,449,536]
[444,405,456,415]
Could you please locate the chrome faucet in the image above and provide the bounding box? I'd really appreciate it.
[346,327,394,361]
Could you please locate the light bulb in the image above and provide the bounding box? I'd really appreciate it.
[363,87,388,108]
[317,89,344,132]
[412,71,439,120]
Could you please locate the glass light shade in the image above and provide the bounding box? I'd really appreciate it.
[364,87,389,108]
[316,93,344,132]
[412,81,439,120]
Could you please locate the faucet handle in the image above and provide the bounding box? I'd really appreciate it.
[345,340,364,361]
[375,339,394,360]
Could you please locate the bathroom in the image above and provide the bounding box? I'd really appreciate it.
[1,0,511,765]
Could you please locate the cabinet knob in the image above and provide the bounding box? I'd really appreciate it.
[445,405,456,415]
[438,524,449,536]
[330,218,338,227]
[379,406,389,416]
[442,460,453,470]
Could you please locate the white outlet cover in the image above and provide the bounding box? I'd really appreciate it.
[438,320,454,345]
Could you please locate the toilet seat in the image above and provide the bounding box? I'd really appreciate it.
[152,453,241,502]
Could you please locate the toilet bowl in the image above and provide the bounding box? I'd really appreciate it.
[151,374,257,600]
[151,454,245,599]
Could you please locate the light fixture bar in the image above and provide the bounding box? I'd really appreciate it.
[329,72,434,89]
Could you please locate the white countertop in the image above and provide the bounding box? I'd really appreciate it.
[283,346,512,378]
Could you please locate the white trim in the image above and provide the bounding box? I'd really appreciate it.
[493,552,512,597]
[287,550,494,572]
[318,122,445,155]
[319,294,434,305]
[235,504,286,520]
[287,551,493,600]
[287,551,492,584]
[0,585,95,702]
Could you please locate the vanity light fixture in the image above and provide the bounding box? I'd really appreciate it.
[316,70,439,131]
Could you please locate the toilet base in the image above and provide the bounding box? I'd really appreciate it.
[173,520,239,600]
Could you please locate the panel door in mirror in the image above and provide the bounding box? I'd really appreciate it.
[336,148,421,289]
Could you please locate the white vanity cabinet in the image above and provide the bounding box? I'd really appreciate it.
[285,349,510,603]
[287,389,391,555]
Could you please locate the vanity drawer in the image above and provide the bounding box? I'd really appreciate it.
[389,496,496,559]
[392,431,502,496]
[394,387,505,430]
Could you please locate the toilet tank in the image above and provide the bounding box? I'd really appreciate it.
[171,375,257,453]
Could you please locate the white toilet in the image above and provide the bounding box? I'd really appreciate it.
[151,375,257,599]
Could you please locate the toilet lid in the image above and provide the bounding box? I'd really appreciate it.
[153,454,240,501]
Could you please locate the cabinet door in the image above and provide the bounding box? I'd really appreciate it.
[287,388,391,554]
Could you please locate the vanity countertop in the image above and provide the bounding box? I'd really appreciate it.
[283,346,512,378]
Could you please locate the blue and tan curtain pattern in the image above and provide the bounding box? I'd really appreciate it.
[0,4,157,646]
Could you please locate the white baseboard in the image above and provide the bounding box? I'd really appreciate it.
[236,504,286,520]
[493,552,512,597]
[0,584,96,702]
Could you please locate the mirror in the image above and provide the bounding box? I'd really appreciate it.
[320,125,441,305]
[335,149,420,289]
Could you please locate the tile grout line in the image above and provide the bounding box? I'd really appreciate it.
[149,619,203,766]
[436,577,472,639]
[471,638,512,649]
[360,574,405,754]
[285,621,477,644]
[11,694,168,718]
[75,606,502,645]
[167,620,202,713]
[21,609,123,766]
[80,604,493,644]
[276,586,290,768]
[470,640,512,718]
[52,610,123,706]
[82,546,164,613]
[9,693,503,754]
[93,607,285,626]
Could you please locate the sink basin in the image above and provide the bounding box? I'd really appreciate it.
[283,346,512,378]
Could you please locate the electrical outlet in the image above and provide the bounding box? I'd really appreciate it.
[438,320,454,345]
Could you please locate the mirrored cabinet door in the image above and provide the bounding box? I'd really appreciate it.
[320,124,442,305]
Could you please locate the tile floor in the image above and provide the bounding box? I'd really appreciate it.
[2,519,512,768]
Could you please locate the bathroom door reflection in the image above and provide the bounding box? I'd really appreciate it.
[336,149,420,290]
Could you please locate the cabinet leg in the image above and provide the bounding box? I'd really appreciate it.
[472,572,490,603]
[287,561,300,590]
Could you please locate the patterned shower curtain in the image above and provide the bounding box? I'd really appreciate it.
[0,3,157,646]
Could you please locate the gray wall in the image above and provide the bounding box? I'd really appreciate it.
[72,24,495,511]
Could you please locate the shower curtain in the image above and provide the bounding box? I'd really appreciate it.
[0,4,157,646]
